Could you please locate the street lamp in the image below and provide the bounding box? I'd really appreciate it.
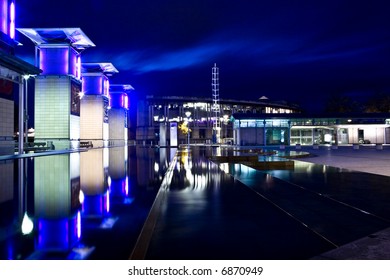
[185,111,191,147]
[23,75,35,145]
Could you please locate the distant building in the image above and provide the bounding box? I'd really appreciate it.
[134,95,300,145]
[232,113,390,146]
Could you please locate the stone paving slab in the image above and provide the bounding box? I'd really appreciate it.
[312,227,390,259]
[295,145,390,259]
[296,145,390,177]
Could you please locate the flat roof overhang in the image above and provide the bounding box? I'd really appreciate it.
[17,28,95,51]
[82,62,119,76]
[110,84,135,93]
[0,49,41,77]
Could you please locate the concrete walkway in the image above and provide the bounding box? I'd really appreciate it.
[294,145,390,259]
[294,145,390,177]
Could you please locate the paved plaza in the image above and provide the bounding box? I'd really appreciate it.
[294,145,390,259]
[296,145,390,177]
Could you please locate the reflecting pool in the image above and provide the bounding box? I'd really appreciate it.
[0,146,174,260]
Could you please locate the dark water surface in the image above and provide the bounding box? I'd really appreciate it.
[2,145,390,260]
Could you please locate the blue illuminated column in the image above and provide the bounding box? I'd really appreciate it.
[109,84,134,146]
[80,63,118,148]
[17,28,95,150]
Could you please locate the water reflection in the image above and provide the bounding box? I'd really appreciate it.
[80,149,109,218]
[109,146,132,204]
[0,146,170,260]
[31,153,82,258]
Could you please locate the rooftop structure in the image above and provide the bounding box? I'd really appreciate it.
[16,28,95,50]
[81,62,118,76]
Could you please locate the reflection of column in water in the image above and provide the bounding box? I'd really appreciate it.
[108,146,133,203]
[33,153,81,252]
[80,148,110,217]
[136,147,156,189]
[0,159,15,212]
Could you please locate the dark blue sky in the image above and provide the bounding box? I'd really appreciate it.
[15,0,390,113]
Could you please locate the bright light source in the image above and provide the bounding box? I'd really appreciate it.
[21,212,33,235]
[324,134,332,142]
[9,2,15,39]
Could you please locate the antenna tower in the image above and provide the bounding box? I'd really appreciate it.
[211,63,221,143]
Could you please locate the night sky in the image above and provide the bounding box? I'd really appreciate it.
[15,0,390,113]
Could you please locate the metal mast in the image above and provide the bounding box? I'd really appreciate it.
[211,63,221,144]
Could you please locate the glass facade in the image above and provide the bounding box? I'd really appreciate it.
[234,116,390,146]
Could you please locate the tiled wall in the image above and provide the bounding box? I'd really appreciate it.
[0,98,13,137]
[0,98,15,155]
[109,108,126,140]
[80,96,104,140]
[35,76,70,139]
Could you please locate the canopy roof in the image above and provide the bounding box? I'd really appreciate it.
[110,84,135,93]
[81,62,118,76]
[17,28,95,50]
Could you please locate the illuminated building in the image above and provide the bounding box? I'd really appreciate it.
[80,62,118,148]
[17,27,95,150]
[0,0,40,155]
[135,95,300,146]
[232,113,390,146]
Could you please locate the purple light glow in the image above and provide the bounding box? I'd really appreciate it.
[64,47,69,74]
[70,51,76,77]
[125,177,129,196]
[77,211,81,239]
[76,56,81,79]
[121,95,129,109]
[9,2,14,39]
[36,219,72,251]
[104,78,109,97]
[39,47,70,75]
[0,0,7,35]
[105,190,110,213]
[98,76,103,95]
